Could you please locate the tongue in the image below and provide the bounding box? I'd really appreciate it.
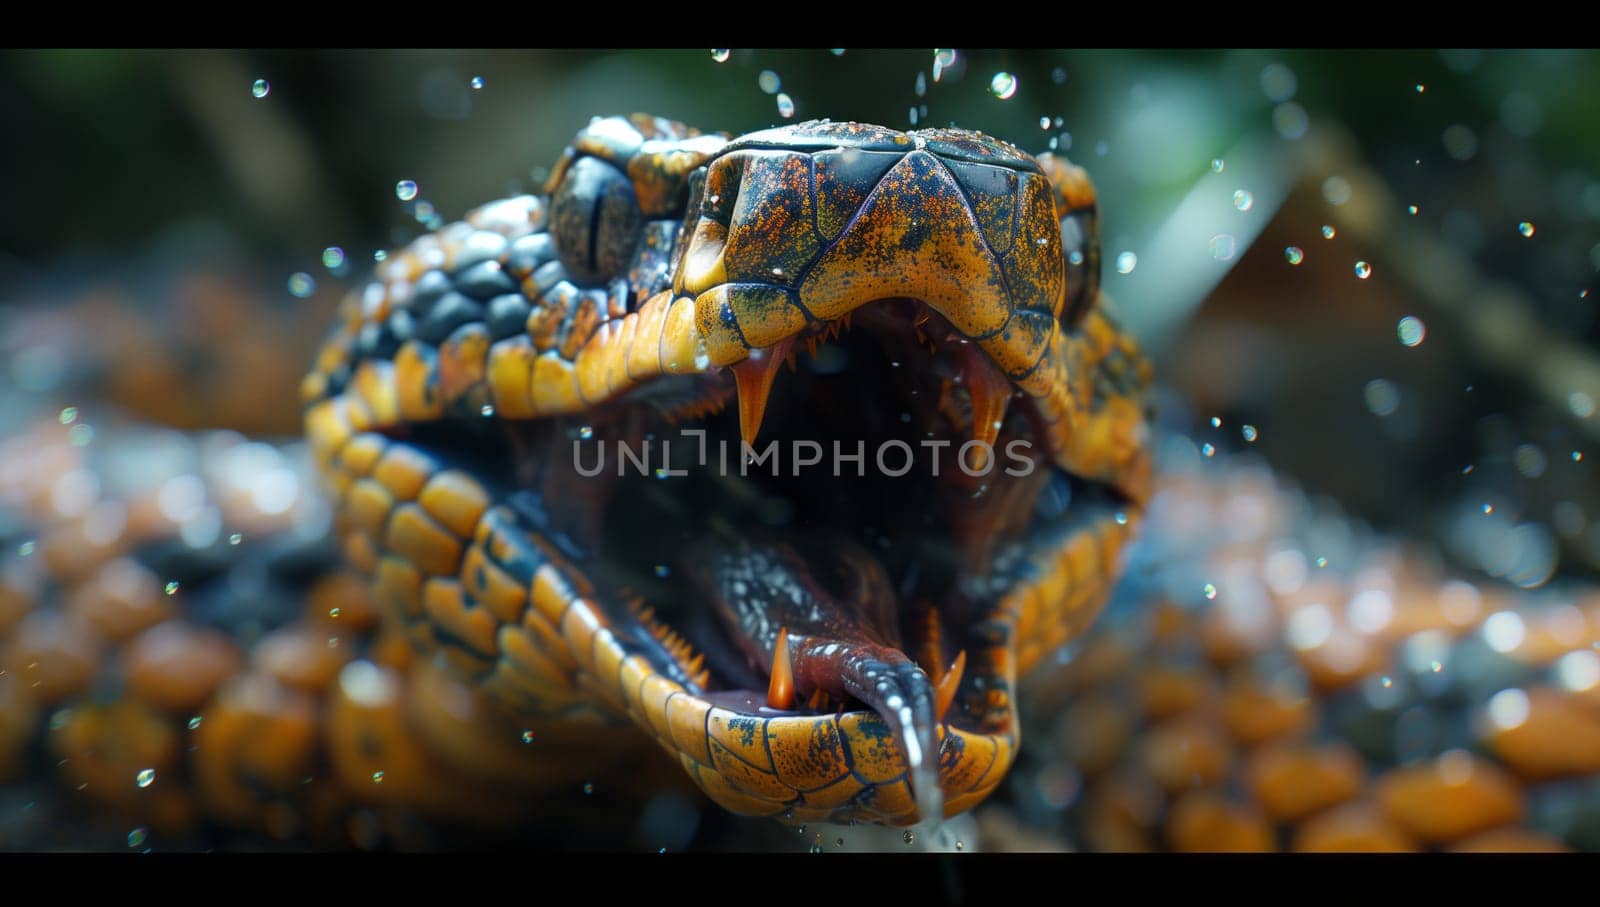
[693,536,946,825]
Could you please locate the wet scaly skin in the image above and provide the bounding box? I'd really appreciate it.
[301,114,1153,826]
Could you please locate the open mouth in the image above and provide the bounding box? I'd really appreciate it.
[408,293,1133,825]
[302,116,1153,826]
[570,296,1131,823]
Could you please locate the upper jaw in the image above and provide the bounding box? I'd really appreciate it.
[675,142,1066,391]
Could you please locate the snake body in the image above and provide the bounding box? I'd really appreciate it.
[300,114,1150,826]
[3,114,1594,851]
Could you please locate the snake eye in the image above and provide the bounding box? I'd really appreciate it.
[551,156,644,285]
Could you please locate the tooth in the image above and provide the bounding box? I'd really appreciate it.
[767,626,795,710]
[730,337,795,448]
[918,606,944,679]
[934,650,966,722]
[960,345,1012,471]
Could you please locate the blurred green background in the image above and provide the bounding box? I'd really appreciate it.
[4,49,1594,317]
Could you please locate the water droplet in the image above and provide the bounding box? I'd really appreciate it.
[1354,261,1373,279]
[373,250,387,262]
[955,840,965,851]
[480,403,495,418]
[1408,204,1419,215]
[1364,378,1400,416]
[228,532,242,546]
[1315,556,1328,568]
[1442,124,1479,161]
[1571,391,1597,419]
[17,540,34,557]
[164,581,180,596]
[371,771,384,784]
[1518,221,1535,238]
[758,70,781,94]
[136,769,155,789]
[1210,416,1222,428]
[1415,83,1426,93]
[469,76,484,90]
[396,180,419,202]
[653,565,671,578]
[1322,176,1353,206]
[583,782,595,795]
[1274,102,1310,141]
[776,93,795,119]
[1574,451,1584,462]
[1462,464,1476,475]
[1241,425,1259,442]
[127,828,148,848]
[1209,234,1237,261]
[1483,503,1494,515]
[830,49,845,57]
[251,79,270,99]
[1052,67,1067,85]
[1397,316,1426,346]
[1115,511,1128,525]
[904,830,916,845]
[1285,246,1305,265]
[188,716,203,731]
[521,729,534,744]
[287,272,316,298]
[1039,116,1051,130]
[1232,189,1254,212]
[1259,63,1297,102]
[989,72,1018,100]
[809,843,824,854]
[579,425,594,440]
[1321,225,1337,239]
[1201,443,1216,457]
[1115,251,1137,275]
[328,607,341,620]
[321,247,345,271]
[711,49,731,63]
[68,423,94,447]
[1210,158,1225,173]
[59,406,78,424]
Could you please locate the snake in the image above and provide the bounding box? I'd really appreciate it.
[5,113,1595,851]
[298,113,1151,828]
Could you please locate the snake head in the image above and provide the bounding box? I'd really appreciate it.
[303,115,1153,828]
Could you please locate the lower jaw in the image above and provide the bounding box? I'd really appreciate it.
[471,427,1131,824]
[382,307,1139,825]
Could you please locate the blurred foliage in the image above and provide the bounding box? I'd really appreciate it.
[4,49,1595,288]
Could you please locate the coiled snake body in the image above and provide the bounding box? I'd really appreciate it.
[5,114,1595,851]
[301,114,1150,827]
